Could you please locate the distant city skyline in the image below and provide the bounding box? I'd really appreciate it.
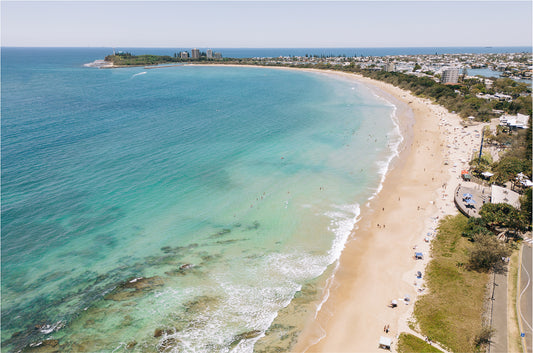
[2,1,531,48]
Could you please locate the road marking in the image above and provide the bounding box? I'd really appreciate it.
[519,260,532,333]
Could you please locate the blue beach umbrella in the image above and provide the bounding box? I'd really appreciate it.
[466,198,476,204]
[463,193,473,198]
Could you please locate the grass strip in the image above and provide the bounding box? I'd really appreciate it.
[397,333,444,353]
[413,214,490,352]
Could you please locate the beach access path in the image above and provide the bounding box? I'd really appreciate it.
[290,70,488,352]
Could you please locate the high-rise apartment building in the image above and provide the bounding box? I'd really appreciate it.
[206,49,213,59]
[191,48,200,59]
[441,68,461,84]
[384,62,396,72]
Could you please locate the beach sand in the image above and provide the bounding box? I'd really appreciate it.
[289,70,486,352]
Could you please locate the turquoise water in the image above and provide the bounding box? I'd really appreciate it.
[2,48,400,352]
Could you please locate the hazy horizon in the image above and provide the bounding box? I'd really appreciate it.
[2,1,532,48]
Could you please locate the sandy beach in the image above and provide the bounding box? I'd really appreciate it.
[286,70,485,352]
[187,64,485,351]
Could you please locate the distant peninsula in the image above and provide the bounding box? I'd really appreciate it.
[104,49,224,66]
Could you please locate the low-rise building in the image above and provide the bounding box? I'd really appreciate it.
[499,113,530,129]
[491,185,521,209]
[494,93,513,101]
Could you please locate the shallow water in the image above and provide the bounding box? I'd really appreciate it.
[1,48,400,352]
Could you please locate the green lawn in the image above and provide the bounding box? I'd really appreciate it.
[397,333,443,353]
[413,214,490,352]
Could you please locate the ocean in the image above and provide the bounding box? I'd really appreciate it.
[1,46,510,352]
[83,46,532,58]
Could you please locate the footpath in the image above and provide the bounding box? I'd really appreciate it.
[488,270,507,353]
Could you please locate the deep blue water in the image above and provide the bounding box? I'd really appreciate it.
[3,46,531,62]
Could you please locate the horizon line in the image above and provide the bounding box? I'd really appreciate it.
[3,45,532,49]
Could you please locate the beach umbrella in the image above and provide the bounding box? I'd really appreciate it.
[463,193,473,198]
[466,198,476,204]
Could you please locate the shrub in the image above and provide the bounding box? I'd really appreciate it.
[520,189,532,228]
[474,326,494,349]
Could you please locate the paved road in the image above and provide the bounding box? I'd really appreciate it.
[519,244,532,353]
[490,271,507,353]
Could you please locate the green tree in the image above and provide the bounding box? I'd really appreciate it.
[467,233,510,272]
[462,217,492,241]
[520,188,532,228]
[492,156,532,184]
[479,203,526,232]
[469,153,492,175]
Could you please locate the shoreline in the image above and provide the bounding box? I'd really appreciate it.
[292,70,443,352]
[292,70,481,352]
[188,64,481,351]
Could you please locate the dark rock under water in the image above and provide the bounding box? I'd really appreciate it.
[104,276,164,301]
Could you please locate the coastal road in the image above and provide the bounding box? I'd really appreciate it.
[519,244,532,353]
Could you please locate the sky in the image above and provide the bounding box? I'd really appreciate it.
[1,1,532,48]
